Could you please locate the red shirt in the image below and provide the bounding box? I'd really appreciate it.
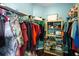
[20,22,28,56]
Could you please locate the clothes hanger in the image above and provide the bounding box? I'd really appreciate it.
[0,13,6,22]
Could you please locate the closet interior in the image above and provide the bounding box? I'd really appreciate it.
[0,3,79,56]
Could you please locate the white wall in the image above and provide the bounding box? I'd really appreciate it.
[43,3,74,20]
[2,3,33,15]
[32,4,44,17]
[2,3,44,17]
[1,3,74,20]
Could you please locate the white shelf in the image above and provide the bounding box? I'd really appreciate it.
[47,20,64,22]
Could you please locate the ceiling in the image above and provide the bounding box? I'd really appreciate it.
[32,3,75,7]
[32,3,53,6]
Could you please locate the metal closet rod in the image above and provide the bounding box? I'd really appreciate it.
[0,5,45,20]
[0,5,27,16]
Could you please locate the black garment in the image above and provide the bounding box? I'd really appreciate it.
[25,22,33,51]
[39,25,45,41]
[0,15,5,47]
[63,22,74,56]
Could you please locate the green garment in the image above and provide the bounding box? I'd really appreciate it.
[35,21,45,27]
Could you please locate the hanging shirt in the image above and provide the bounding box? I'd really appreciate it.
[32,24,37,46]
[26,22,33,51]
[0,16,18,56]
[32,23,41,51]
[5,16,18,56]
[0,14,5,48]
[10,16,24,56]
[20,22,28,56]
[71,18,79,48]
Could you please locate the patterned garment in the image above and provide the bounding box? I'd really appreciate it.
[10,16,24,56]
[0,16,18,56]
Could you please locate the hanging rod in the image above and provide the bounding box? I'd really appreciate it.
[0,5,27,16]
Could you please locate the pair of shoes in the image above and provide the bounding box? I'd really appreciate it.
[32,51,37,56]
[28,52,32,56]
